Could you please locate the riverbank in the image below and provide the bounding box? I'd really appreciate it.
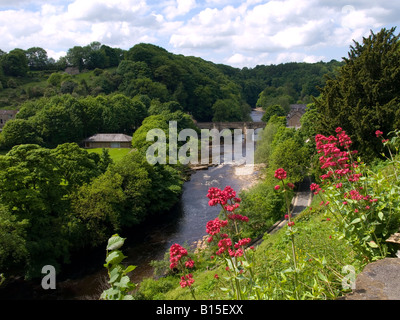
[0,110,266,300]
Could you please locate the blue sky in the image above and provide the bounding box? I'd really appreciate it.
[0,0,399,68]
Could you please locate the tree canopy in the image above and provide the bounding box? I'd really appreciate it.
[314,27,400,160]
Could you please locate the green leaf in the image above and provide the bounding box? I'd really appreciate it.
[105,251,126,267]
[106,234,126,251]
[317,272,328,282]
[124,265,137,274]
[117,275,131,289]
[368,241,379,248]
[109,267,121,283]
[350,218,361,225]
[378,211,384,221]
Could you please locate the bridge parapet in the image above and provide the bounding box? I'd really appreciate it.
[195,121,265,131]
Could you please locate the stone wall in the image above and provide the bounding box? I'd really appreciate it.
[340,258,400,300]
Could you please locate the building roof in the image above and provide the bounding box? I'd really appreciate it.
[0,110,18,116]
[84,133,132,143]
[287,104,307,118]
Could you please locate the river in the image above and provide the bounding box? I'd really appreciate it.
[0,109,264,300]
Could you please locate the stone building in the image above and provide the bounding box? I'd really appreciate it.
[83,133,132,149]
[0,110,18,129]
[286,104,307,128]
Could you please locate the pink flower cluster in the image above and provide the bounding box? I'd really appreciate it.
[375,130,389,143]
[216,237,232,255]
[207,186,239,206]
[274,168,287,180]
[180,274,194,288]
[215,237,249,257]
[206,217,228,237]
[205,186,253,259]
[169,243,188,269]
[315,128,362,181]
[227,214,249,222]
[170,243,194,272]
[235,238,251,248]
[170,243,195,290]
[310,183,322,195]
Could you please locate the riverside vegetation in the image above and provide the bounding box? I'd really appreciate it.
[101,126,400,300]
[99,28,400,300]
[1,27,400,300]
[0,31,339,283]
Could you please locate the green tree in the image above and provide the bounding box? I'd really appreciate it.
[0,145,69,277]
[314,27,400,160]
[51,143,101,192]
[70,170,126,248]
[34,103,83,147]
[0,204,28,275]
[269,134,309,183]
[2,49,29,76]
[212,99,243,122]
[0,119,43,149]
[254,121,282,165]
[261,104,286,123]
[109,150,153,226]
[26,47,49,71]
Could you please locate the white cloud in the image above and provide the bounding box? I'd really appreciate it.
[67,0,148,22]
[0,1,399,67]
[164,0,197,20]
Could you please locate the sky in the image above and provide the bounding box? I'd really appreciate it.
[0,0,399,68]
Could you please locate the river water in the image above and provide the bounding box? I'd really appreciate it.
[1,109,264,300]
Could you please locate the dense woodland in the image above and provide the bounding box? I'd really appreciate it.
[0,27,399,294]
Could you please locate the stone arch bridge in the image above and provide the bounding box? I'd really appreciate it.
[195,121,266,137]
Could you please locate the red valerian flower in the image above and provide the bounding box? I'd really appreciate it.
[185,258,195,269]
[375,130,383,137]
[180,274,194,288]
[234,238,251,249]
[216,238,232,255]
[310,183,321,194]
[206,217,228,236]
[227,214,249,222]
[274,185,280,191]
[169,243,188,269]
[274,168,287,180]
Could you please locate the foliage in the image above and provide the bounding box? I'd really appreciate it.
[0,142,184,279]
[311,128,400,263]
[255,117,311,184]
[100,234,136,300]
[1,93,149,149]
[1,49,29,77]
[239,178,288,239]
[314,27,400,161]
[70,170,126,248]
[0,204,28,275]
[261,104,286,123]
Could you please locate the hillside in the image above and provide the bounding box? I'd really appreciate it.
[0,43,342,122]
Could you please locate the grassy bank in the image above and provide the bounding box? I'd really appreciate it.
[133,197,359,300]
[86,148,131,163]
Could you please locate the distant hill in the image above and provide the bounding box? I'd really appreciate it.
[0,42,343,121]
